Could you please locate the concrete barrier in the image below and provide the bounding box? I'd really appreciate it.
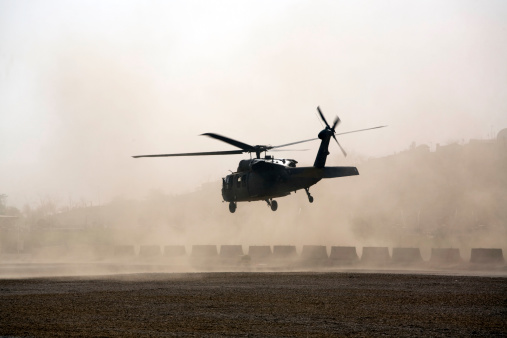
[273,245,298,261]
[191,245,219,268]
[329,246,359,265]
[220,245,244,257]
[94,245,114,260]
[391,248,423,265]
[361,247,390,265]
[219,245,244,266]
[0,253,32,263]
[430,248,462,265]
[300,245,328,266]
[248,246,272,264]
[470,248,504,264]
[33,245,69,261]
[114,245,136,257]
[163,245,186,257]
[139,245,161,257]
[66,245,96,261]
[191,245,218,258]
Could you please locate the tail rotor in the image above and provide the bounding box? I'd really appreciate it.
[317,106,347,157]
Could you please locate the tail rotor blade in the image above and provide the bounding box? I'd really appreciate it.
[331,116,340,130]
[317,106,330,129]
[333,135,347,157]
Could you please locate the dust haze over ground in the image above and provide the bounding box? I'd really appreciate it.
[1,1,507,275]
[1,136,506,277]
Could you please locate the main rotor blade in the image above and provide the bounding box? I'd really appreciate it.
[317,106,330,129]
[333,135,347,157]
[201,133,255,151]
[270,148,309,152]
[331,116,340,130]
[335,125,387,136]
[132,150,244,158]
[270,137,319,149]
[270,126,387,150]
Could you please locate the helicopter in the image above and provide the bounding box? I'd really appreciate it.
[133,107,385,213]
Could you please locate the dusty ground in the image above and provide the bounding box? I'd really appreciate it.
[1,271,506,337]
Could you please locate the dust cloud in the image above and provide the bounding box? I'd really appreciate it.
[1,1,507,275]
[2,135,506,275]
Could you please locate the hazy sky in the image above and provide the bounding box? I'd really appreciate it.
[1,0,507,208]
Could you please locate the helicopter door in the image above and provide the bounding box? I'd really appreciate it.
[243,173,249,196]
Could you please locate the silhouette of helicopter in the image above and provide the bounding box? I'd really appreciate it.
[133,107,385,213]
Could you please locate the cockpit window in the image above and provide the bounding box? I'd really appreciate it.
[224,175,233,190]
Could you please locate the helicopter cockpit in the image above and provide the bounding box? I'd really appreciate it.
[223,175,233,190]
[236,158,298,172]
[269,158,298,168]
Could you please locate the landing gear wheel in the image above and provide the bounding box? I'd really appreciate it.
[229,202,237,213]
[270,200,278,211]
[305,188,314,203]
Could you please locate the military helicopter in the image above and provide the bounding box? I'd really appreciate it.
[133,107,385,213]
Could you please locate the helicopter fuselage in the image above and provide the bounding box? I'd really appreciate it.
[221,157,358,203]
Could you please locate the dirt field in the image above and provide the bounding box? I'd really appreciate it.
[0,271,506,336]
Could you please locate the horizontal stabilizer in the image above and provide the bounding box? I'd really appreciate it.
[322,166,359,178]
